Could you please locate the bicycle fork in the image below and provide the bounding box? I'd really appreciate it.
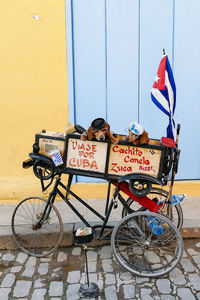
[34,176,61,229]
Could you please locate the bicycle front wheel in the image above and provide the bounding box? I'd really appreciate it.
[111,211,183,277]
[11,196,63,257]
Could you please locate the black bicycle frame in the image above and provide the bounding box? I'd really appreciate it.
[37,174,122,239]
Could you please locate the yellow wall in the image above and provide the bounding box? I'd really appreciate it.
[0,1,199,203]
[0,0,68,201]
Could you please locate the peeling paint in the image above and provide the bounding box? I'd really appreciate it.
[33,15,39,21]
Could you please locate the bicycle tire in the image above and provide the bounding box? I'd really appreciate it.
[11,196,63,257]
[111,211,183,277]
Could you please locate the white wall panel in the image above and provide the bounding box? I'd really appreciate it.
[174,0,200,179]
[72,0,106,128]
[106,0,139,134]
[139,0,174,138]
[66,0,200,180]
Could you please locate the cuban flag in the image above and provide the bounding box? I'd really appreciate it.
[151,52,176,140]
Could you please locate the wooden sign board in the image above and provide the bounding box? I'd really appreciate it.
[66,138,108,173]
[35,132,166,181]
[108,144,162,178]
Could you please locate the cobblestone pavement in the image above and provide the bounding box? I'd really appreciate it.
[0,239,200,300]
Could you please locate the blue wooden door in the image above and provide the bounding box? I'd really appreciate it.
[66,0,200,181]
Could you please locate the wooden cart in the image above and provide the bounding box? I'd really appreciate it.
[12,125,183,278]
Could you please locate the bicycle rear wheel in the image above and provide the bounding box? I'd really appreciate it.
[121,188,183,230]
[11,196,63,257]
[111,211,183,277]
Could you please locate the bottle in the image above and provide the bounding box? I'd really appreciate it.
[146,216,164,236]
[170,194,186,206]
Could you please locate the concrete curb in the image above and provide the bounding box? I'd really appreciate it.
[1,221,200,251]
[181,227,200,239]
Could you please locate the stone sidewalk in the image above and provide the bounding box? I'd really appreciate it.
[0,239,200,299]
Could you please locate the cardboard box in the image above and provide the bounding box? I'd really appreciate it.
[159,137,176,148]
[35,131,65,157]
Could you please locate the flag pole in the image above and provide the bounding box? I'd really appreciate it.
[163,49,171,136]
[151,49,176,140]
